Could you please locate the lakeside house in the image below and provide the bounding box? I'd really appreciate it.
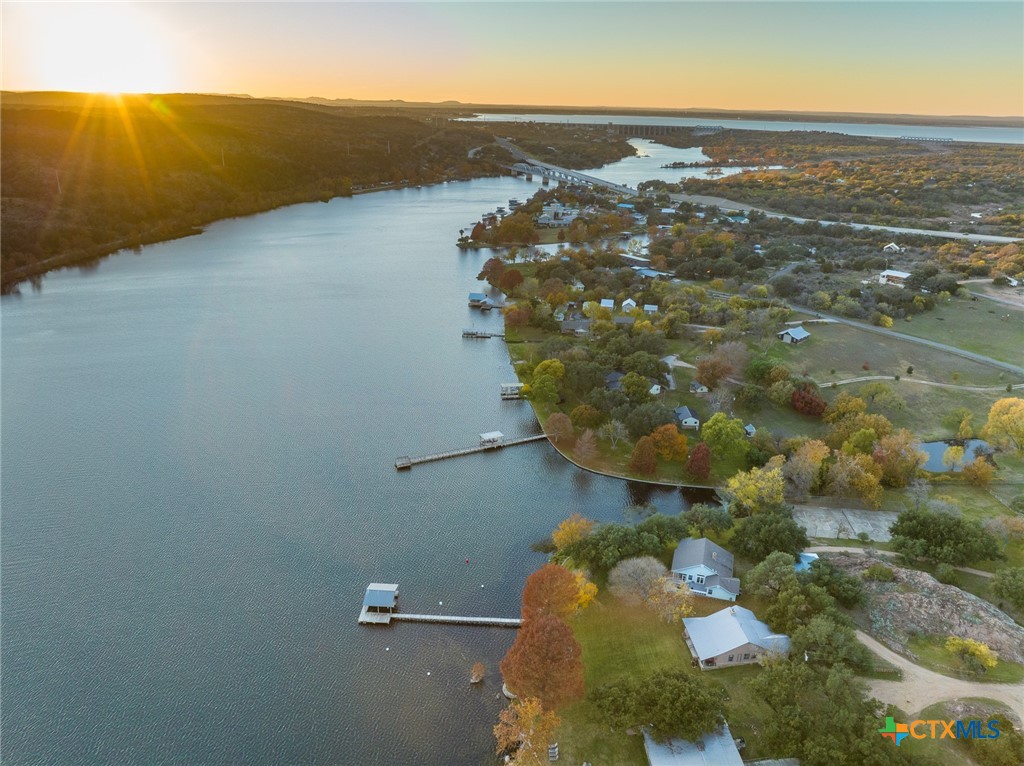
[605,371,625,391]
[675,406,700,430]
[743,424,756,438]
[622,298,638,311]
[683,606,790,669]
[689,380,709,394]
[878,269,912,287]
[643,304,659,315]
[777,326,811,344]
[468,292,487,307]
[882,242,905,254]
[600,298,616,310]
[671,537,739,601]
[642,723,744,766]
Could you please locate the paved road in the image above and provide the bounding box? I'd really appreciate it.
[855,630,1023,716]
[819,374,1024,393]
[668,192,1022,244]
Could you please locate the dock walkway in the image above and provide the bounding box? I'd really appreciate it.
[392,614,521,627]
[395,433,547,470]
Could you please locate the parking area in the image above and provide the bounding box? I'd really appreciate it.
[793,506,899,542]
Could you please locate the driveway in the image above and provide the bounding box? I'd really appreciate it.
[856,630,1024,717]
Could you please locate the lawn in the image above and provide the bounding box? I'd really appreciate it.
[556,594,779,764]
[762,322,1012,387]
[890,295,1024,366]
[906,635,1024,684]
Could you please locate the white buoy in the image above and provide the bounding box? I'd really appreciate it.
[385,647,390,651]
[480,584,484,588]
[439,601,443,605]
[427,672,431,676]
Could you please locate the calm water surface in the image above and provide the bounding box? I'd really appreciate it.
[2,174,707,765]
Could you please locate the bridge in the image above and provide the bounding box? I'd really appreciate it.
[507,161,637,197]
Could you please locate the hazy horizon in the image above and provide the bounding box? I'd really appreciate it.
[2,1,1022,118]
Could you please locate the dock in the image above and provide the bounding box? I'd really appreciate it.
[358,584,521,627]
[462,329,505,338]
[394,433,547,470]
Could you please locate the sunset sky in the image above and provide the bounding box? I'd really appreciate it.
[2,1,1022,116]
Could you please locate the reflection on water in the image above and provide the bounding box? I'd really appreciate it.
[2,175,710,765]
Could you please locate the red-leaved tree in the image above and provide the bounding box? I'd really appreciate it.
[791,382,827,417]
[521,563,580,623]
[685,442,712,481]
[499,614,585,710]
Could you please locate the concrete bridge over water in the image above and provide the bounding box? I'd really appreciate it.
[507,160,637,197]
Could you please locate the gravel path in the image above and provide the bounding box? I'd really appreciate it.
[856,630,1024,716]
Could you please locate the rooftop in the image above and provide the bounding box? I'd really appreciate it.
[683,606,790,661]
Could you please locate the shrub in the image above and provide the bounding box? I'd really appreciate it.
[934,563,959,585]
[863,563,895,582]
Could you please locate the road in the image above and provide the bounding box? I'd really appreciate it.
[817,375,1024,393]
[855,630,1023,716]
[668,192,1022,244]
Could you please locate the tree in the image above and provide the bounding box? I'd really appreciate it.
[529,375,559,406]
[783,439,830,500]
[701,412,748,460]
[764,580,835,634]
[620,371,653,404]
[695,356,733,390]
[683,503,733,537]
[824,392,867,424]
[499,268,525,294]
[957,413,974,440]
[685,442,712,480]
[991,567,1024,610]
[745,551,799,597]
[650,423,688,463]
[646,581,695,623]
[890,507,1002,566]
[608,556,668,602]
[791,614,871,670]
[545,412,573,444]
[493,697,560,766]
[791,382,827,417]
[478,256,505,287]
[945,636,998,671]
[598,420,628,449]
[574,428,598,462]
[827,451,884,508]
[533,359,565,381]
[982,398,1024,454]
[569,404,603,430]
[592,670,724,743]
[805,559,865,608]
[500,614,584,709]
[942,445,965,471]
[732,509,809,562]
[574,572,598,611]
[629,435,658,475]
[522,564,583,622]
[552,513,594,552]
[722,459,785,517]
[872,429,925,487]
[623,402,676,440]
[825,412,894,450]
[858,381,905,414]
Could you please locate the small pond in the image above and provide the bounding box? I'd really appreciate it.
[920,438,993,472]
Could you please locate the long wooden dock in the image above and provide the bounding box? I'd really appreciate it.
[462,329,505,339]
[395,434,547,470]
[393,614,521,627]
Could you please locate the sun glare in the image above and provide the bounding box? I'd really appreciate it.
[18,3,176,94]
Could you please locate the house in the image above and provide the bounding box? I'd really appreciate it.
[882,242,905,254]
[743,424,756,438]
[649,384,662,396]
[468,292,487,307]
[682,606,791,669]
[621,253,652,266]
[358,583,399,625]
[675,406,700,429]
[777,326,811,344]
[622,298,638,311]
[560,318,592,336]
[605,371,625,391]
[795,552,820,572]
[613,315,636,327]
[600,298,616,310]
[878,269,912,287]
[689,380,709,394]
[1007,277,1021,287]
[643,304,659,315]
[671,537,739,601]
[641,723,744,766]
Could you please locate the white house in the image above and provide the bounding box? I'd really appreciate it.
[622,298,638,311]
[882,242,904,254]
[671,537,739,601]
[643,304,659,315]
[600,298,616,310]
[777,326,811,344]
[682,606,790,669]
[878,269,912,287]
[649,384,663,396]
[675,406,700,430]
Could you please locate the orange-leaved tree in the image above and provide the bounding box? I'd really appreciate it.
[521,563,581,622]
[499,613,584,710]
[494,696,560,766]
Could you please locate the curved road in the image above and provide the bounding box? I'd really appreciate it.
[818,375,1024,393]
[855,630,1023,716]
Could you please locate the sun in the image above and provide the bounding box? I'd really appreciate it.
[12,3,177,94]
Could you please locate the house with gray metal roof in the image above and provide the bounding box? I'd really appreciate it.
[674,406,700,430]
[671,538,739,601]
[776,326,811,344]
[682,606,790,669]
[642,722,743,766]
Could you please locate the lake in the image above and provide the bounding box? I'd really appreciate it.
[462,112,1024,145]
[1,164,712,764]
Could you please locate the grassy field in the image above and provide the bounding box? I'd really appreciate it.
[891,295,1024,366]
[898,698,1018,765]
[906,635,1024,684]
[763,322,1014,387]
[556,594,779,764]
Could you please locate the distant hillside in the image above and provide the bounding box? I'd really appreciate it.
[0,93,494,288]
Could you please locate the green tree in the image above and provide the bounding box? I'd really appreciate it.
[528,375,559,406]
[620,371,653,404]
[804,559,865,608]
[592,670,724,743]
[744,551,799,597]
[732,508,809,562]
[791,614,870,670]
[991,567,1024,610]
[623,402,676,440]
[701,412,748,460]
[683,503,733,537]
[890,507,1003,566]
